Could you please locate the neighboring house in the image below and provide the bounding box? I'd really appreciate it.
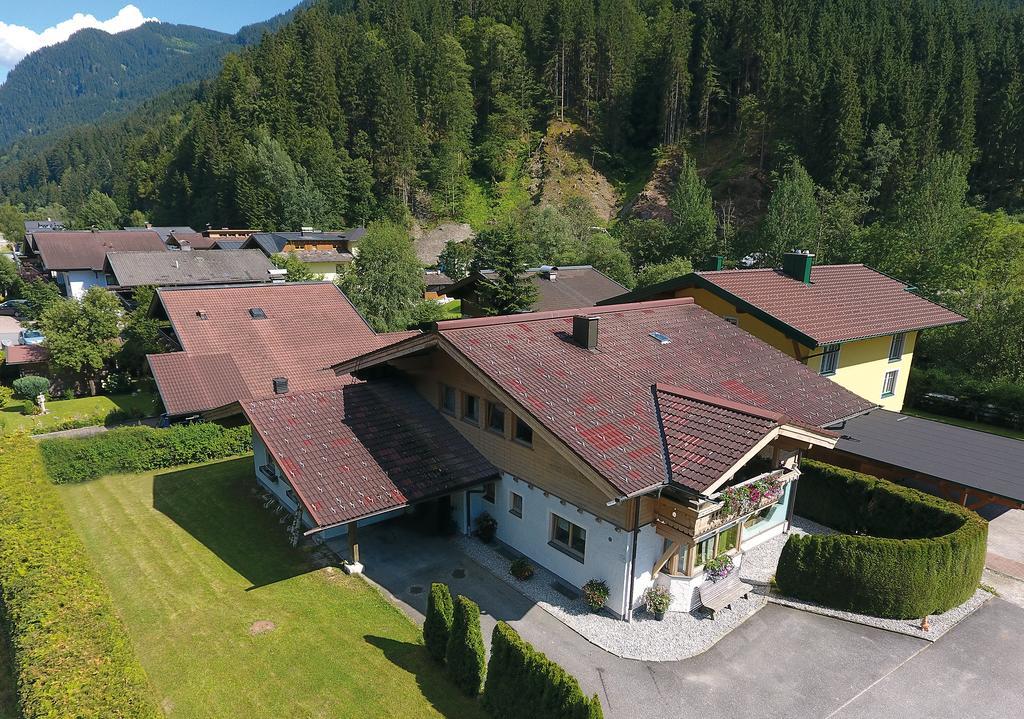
[145,282,415,420]
[212,239,244,250]
[29,230,167,298]
[448,265,628,317]
[241,228,366,281]
[104,250,277,291]
[2,344,49,379]
[600,252,966,411]
[124,225,195,243]
[167,228,257,250]
[249,299,872,617]
[424,271,454,300]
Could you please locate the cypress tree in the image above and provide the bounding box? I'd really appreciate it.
[423,582,454,663]
[446,595,486,697]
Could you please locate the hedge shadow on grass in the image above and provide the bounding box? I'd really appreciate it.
[364,635,487,719]
[776,460,988,619]
[152,457,313,590]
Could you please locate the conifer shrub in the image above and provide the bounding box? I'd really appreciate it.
[776,460,987,618]
[39,422,252,483]
[482,621,603,719]
[445,595,486,696]
[12,374,49,399]
[0,434,159,718]
[423,582,454,663]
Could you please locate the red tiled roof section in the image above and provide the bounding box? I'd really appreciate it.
[4,344,49,365]
[699,265,966,345]
[33,231,165,270]
[147,283,416,416]
[244,382,498,528]
[654,386,779,492]
[437,300,874,496]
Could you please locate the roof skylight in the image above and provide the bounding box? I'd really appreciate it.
[649,331,671,345]
[249,308,267,319]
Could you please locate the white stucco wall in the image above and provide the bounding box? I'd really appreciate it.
[62,270,107,299]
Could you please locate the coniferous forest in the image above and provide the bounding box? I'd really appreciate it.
[2,0,1024,393]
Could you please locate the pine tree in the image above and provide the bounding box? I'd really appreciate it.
[668,154,717,263]
[475,224,538,315]
[760,159,820,265]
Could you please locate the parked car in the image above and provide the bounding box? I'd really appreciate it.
[0,299,27,318]
[18,329,45,345]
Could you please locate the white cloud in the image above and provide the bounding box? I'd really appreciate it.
[0,5,158,73]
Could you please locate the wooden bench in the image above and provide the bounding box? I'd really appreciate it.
[698,572,753,619]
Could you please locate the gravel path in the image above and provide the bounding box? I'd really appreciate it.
[457,536,766,662]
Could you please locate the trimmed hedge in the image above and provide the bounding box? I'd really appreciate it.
[39,422,252,484]
[776,460,987,618]
[445,595,486,697]
[424,582,454,663]
[483,621,602,719]
[0,434,160,717]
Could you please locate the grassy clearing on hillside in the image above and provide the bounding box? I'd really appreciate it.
[0,392,157,434]
[58,457,486,719]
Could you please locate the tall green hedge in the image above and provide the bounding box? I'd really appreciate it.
[483,621,602,719]
[39,422,252,484]
[776,460,987,618]
[445,595,486,697]
[0,434,160,717]
[424,582,454,663]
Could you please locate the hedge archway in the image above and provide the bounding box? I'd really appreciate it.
[775,460,987,619]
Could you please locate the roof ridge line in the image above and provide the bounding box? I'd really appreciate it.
[434,297,696,330]
[654,383,784,423]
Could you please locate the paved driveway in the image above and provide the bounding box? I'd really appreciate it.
[345,522,1024,719]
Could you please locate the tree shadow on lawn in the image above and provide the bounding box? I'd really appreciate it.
[152,457,319,590]
[364,635,487,719]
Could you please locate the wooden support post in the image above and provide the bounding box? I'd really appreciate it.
[346,520,361,572]
[652,541,680,578]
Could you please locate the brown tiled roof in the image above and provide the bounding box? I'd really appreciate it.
[167,232,218,249]
[146,282,416,417]
[341,299,873,497]
[244,382,498,529]
[4,344,49,366]
[33,231,166,271]
[452,266,628,313]
[605,265,966,345]
[654,385,781,492]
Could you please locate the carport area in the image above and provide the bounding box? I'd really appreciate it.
[333,518,1024,719]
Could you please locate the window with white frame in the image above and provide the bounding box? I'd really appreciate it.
[889,333,906,362]
[882,369,899,398]
[820,344,840,375]
[509,491,523,518]
[550,514,586,561]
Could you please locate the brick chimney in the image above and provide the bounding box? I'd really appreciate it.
[782,250,814,284]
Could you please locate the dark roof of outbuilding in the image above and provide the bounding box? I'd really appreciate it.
[244,381,499,529]
[602,265,966,346]
[336,298,873,497]
[105,250,275,288]
[448,266,628,313]
[167,232,218,249]
[4,344,49,366]
[33,231,166,271]
[124,226,195,242]
[146,282,416,417]
[831,409,1024,503]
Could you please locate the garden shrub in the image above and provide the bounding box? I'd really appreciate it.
[482,621,602,719]
[0,385,13,406]
[445,595,486,696]
[40,422,253,484]
[12,375,49,399]
[423,582,454,663]
[0,434,160,718]
[776,460,987,618]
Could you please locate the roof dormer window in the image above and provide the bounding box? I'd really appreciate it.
[249,308,267,319]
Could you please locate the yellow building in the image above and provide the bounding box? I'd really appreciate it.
[601,252,966,411]
[241,228,365,281]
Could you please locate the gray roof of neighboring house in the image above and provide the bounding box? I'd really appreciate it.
[449,265,629,313]
[244,228,366,255]
[830,409,1024,503]
[124,226,195,243]
[424,271,453,289]
[104,250,275,288]
[213,240,245,250]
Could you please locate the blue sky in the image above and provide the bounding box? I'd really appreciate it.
[0,2,298,80]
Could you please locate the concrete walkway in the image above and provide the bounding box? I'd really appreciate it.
[983,508,1024,608]
[338,522,1024,719]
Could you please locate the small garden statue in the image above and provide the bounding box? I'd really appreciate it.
[36,393,46,415]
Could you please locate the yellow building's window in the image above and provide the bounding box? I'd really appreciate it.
[820,344,840,375]
[882,369,899,398]
[889,333,906,362]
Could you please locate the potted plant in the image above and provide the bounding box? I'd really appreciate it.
[643,585,672,620]
[509,557,534,581]
[704,555,734,582]
[474,512,497,543]
[582,579,610,613]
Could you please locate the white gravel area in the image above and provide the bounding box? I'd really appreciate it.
[740,516,992,641]
[457,536,766,662]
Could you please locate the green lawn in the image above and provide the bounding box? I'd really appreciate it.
[58,457,485,719]
[0,391,158,434]
[902,408,1024,441]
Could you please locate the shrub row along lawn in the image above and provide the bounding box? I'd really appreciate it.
[58,455,487,718]
[0,434,160,718]
[40,421,252,483]
[776,460,988,619]
[0,391,158,435]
